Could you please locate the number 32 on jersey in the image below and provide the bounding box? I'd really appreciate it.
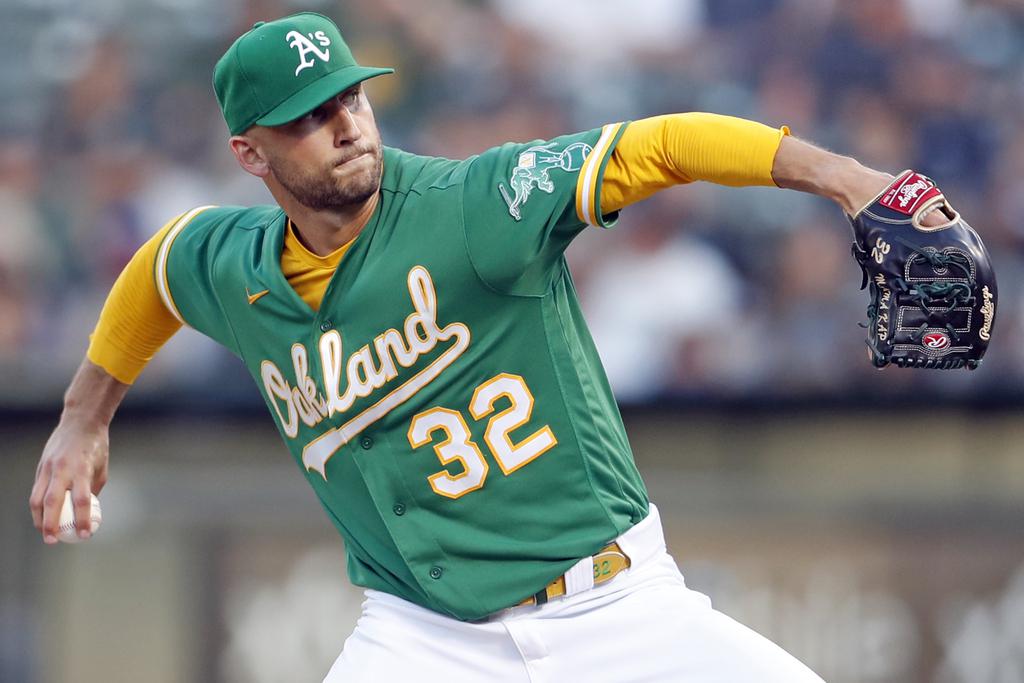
[407,373,557,499]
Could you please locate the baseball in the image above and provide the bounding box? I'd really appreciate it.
[57,490,102,543]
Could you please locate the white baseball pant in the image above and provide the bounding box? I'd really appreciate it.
[325,504,825,682]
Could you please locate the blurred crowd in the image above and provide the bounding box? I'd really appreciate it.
[2,0,1024,407]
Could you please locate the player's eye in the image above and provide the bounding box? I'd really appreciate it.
[297,89,358,126]
[301,107,325,123]
[341,88,360,110]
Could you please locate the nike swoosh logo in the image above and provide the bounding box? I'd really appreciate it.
[246,288,270,305]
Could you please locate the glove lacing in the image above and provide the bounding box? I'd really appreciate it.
[855,241,978,367]
[893,247,977,320]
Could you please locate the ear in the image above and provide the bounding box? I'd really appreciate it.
[229,134,270,178]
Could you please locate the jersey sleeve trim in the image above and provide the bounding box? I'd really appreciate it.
[575,122,628,228]
[154,205,217,324]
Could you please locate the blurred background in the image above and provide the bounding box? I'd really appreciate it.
[2,0,1023,681]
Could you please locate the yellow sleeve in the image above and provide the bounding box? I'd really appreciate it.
[597,113,790,214]
[86,215,185,384]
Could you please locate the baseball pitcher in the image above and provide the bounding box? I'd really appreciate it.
[29,12,994,682]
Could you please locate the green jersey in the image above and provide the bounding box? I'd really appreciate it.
[155,124,647,621]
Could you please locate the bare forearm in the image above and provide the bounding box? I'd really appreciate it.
[770,136,893,216]
[61,358,130,428]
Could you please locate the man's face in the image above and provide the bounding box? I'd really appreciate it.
[250,85,383,211]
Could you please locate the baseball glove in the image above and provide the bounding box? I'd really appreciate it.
[849,170,996,369]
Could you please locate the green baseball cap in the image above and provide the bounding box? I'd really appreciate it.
[213,12,394,135]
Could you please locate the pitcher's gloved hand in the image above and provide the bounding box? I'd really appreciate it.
[849,170,997,369]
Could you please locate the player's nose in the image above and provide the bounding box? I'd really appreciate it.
[329,102,363,147]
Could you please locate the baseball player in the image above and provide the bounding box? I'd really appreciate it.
[29,12,948,682]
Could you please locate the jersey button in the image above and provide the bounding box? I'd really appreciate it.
[392,503,406,516]
[429,566,443,580]
[360,436,374,450]
[319,320,334,332]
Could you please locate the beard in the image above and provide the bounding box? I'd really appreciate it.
[268,144,383,211]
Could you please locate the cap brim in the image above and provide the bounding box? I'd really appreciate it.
[253,66,394,129]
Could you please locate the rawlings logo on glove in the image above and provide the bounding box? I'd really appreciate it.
[849,170,997,369]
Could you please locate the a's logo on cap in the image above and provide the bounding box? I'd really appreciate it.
[286,30,332,76]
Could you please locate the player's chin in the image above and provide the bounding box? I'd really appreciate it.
[333,171,380,205]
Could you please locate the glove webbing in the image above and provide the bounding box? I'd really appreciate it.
[858,247,978,369]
